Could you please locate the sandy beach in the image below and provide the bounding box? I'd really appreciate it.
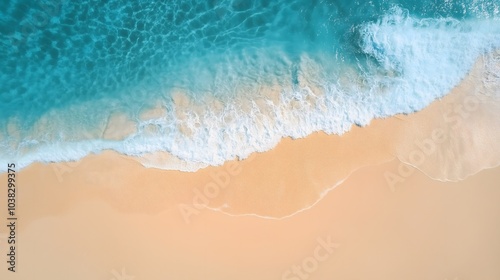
[0,54,499,280]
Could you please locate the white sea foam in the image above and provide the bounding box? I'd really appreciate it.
[1,8,500,174]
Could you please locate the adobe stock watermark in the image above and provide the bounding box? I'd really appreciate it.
[282,236,340,280]
[11,0,68,50]
[385,94,481,192]
[51,160,81,183]
[110,267,135,280]
[178,154,255,224]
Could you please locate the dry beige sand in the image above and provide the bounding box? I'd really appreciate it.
[0,55,499,280]
[0,158,499,280]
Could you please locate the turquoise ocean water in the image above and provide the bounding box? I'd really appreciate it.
[1,0,499,170]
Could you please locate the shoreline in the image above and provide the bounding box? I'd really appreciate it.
[0,54,500,280]
[0,53,497,220]
[3,47,498,173]
[2,3,500,278]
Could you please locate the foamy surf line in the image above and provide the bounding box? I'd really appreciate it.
[1,5,500,173]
